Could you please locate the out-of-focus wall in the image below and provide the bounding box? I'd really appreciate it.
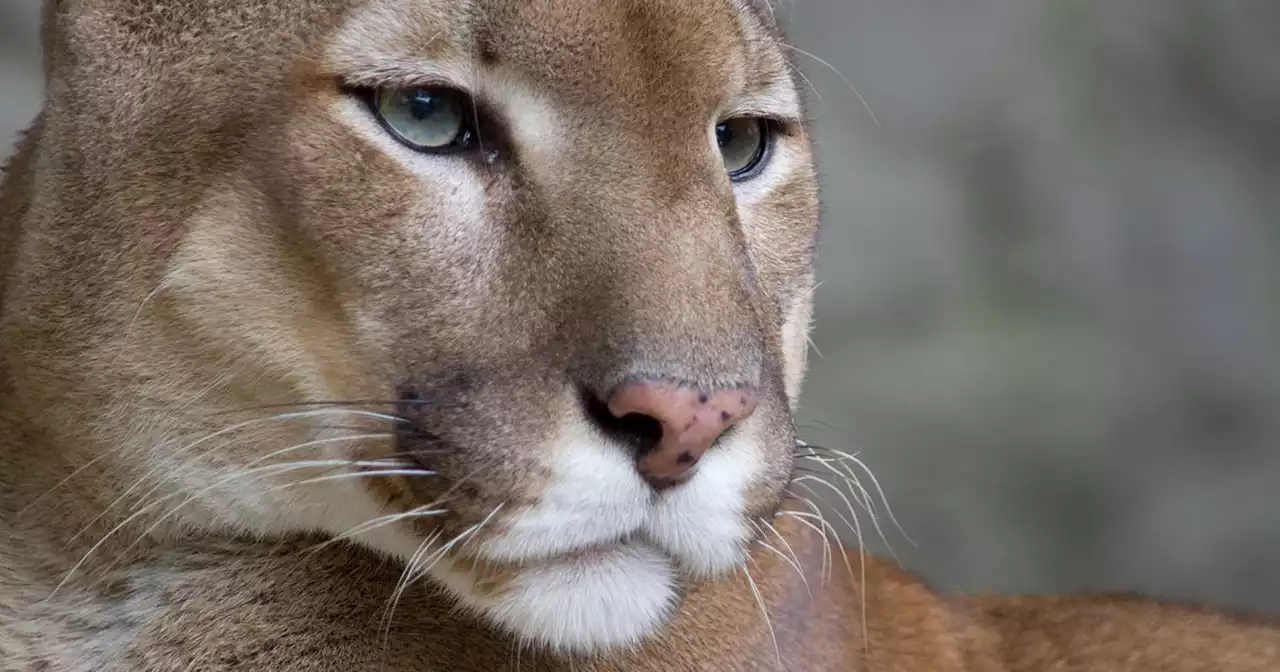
[3,1,1279,612]
[0,3,41,146]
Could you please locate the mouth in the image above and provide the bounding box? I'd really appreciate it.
[380,436,770,580]
[564,537,638,559]
[339,419,781,655]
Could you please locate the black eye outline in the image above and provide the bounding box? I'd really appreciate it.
[716,117,777,182]
[357,85,481,155]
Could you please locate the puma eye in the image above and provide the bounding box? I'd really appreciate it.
[716,117,770,180]
[372,86,474,153]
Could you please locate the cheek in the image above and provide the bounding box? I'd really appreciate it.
[735,165,820,405]
[738,226,818,404]
[269,108,519,363]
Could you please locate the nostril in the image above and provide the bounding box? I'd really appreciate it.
[581,388,663,454]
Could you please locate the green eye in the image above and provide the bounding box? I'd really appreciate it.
[716,117,770,180]
[373,87,473,152]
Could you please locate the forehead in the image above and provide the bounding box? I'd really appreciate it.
[326,0,794,118]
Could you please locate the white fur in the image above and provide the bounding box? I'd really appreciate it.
[481,70,564,168]
[732,132,804,206]
[436,541,677,654]
[725,81,802,122]
[477,423,651,563]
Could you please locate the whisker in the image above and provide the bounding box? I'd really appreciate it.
[774,509,831,585]
[126,430,396,513]
[812,445,915,548]
[761,518,807,589]
[18,371,233,518]
[802,452,878,513]
[113,411,399,518]
[411,503,506,583]
[208,400,412,416]
[791,474,866,554]
[741,562,783,670]
[380,531,440,668]
[117,444,398,551]
[70,442,389,552]
[311,462,486,559]
[782,494,853,583]
[258,468,435,495]
[787,62,824,104]
[380,503,505,665]
[750,519,809,595]
[791,460,874,516]
[788,480,871,651]
[800,454,897,563]
[48,457,383,600]
[806,332,825,359]
[308,505,452,555]
[779,42,881,127]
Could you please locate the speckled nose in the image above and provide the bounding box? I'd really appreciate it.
[606,380,758,490]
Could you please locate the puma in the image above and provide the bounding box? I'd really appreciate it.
[1,1,1278,670]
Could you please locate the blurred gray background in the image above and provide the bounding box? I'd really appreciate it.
[4,2,1279,612]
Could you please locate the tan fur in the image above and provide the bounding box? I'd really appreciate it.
[2,1,1278,670]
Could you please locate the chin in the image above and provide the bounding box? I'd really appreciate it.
[435,539,682,654]
[363,427,774,655]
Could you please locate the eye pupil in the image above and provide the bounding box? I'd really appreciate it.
[717,118,769,181]
[408,91,442,121]
[716,123,733,147]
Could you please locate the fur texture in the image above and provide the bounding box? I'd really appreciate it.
[1,1,1278,670]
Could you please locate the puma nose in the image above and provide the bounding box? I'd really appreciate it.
[606,380,758,490]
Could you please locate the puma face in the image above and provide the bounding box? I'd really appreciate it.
[7,0,819,654]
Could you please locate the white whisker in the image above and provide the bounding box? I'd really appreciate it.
[380,503,505,667]
[380,531,440,669]
[116,443,398,554]
[780,43,881,127]
[761,518,807,589]
[308,505,452,555]
[788,62,823,104]
[788,483,870,652]
[128,412,401,509]
[792,475,865,555]
[125,431,395,515]
[261,467,433,494]
[48,457,384,600]
[802,454,898,563]
[783,495,853,583]
[805,454,879,517]
[410,503,506,583]
[741,562,782,670]
[751,521,810,595]
[18,371,232,518]
[775,509,831,585]
[819,446,915,547]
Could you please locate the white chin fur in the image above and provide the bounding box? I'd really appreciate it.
[371,420,766,653]
[436,541,678,654]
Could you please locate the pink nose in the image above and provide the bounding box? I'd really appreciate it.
[606,380,758,490]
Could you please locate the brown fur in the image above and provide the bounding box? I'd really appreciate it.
[2,1,1278,670]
